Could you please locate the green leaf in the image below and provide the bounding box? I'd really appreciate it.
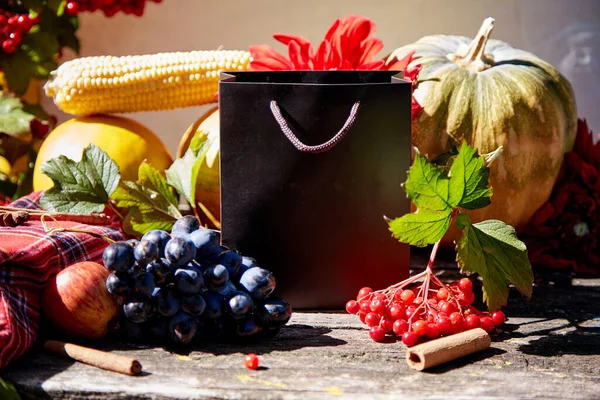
[455,213,534,311]
[1,51,37,95]
[166,130,210,207]
[111,162,182,236]
[0,94,36,140]
[449,142,492,210]
[388,209,452,247]
[0,378,21,400]
[404,151,457,212]
[39,144,121,214]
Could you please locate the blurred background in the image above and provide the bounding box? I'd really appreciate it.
[40,0,600,155]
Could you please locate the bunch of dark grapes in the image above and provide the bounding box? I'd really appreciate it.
[66,0,163,17]
[0,12,36,54]
[103,215,292,346]
[346,277,506,346]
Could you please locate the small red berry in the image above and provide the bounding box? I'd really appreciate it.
[365,312,381,327]
[405,305,417,320]
[345,300,360,315]
[491,310,506,326]
[29,14,40,25]
[369,326,385,342]
[458,278,473,292]
[402,331,418,347]
[426,323,440,339]
[357,287,373,301]
[392,319,409,335]
[7,16,19,29]
[412,320,427,336]
[66,2,80,16]
[436,315,452,335]
[358,312,367,324]
[480,316,495,333]
[459,291,475,305]
[449,312,465,333]
[9,31,21,43]
[464,314,480,330]
[16,15,32,32]
[2,39,16,54]
[387,303,405,320]
[0,15,7,26]
[359,301,371,314]
[370,298,386,314]
[440,301,458,315]
[380,317,394,333]
[244,353,259,370]
[400,289,415,305]
[437,287,449,301]
[372,293,387,302]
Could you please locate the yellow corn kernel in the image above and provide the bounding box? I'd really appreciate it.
[44,50,252,116]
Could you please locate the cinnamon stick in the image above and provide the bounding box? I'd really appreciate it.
[44,340,142,376]
[405,328,491,371]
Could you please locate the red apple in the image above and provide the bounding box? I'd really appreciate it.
[42,261,118,339]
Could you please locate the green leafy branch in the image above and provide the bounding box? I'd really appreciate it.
[39,130,211,236]
[387,142,533,311]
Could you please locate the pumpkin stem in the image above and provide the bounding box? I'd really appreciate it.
[448,17,495,72]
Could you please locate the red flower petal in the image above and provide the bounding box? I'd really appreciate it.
[288,40,312,70]
[313,40,331,70]
[273,33,311,47]
[249,45,293,70]
[357,38,384,66]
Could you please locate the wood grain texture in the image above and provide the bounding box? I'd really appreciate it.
[5,267,600,399]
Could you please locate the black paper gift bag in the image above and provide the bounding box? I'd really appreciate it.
[218,70,411,309]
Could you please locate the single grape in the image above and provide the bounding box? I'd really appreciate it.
[346,300,360,314]
[257,298,292,327]
[146,258,174,285]
[369,326,386,342]
[174,268,204,294]
[217,281,238,297]
[181,294,206,316]
[239,267,276,300]
[171,215,201,237]
[458,277,473,292]
[402,331,418,347]
[236,318,263,337]
[464,314,480,330]
[491,310,506,326]
[227,291,254,318]
[190,229,220,260]
[123,299,151,323]
[202,291,224,319]
[151,287,180,317]
[239,256,258,277]
[133,240,160,267]
[141,229,170,258]
[121,320,144,342]
[205,264,229,288]
[165,237,196,267]
[393,319,409,335]
[106,271,134,297]
[365,312,381,327]
[167,312,198,345]
[147,319,168,342]
[244,353,259,370]
[134,271,156,298]
[215,251,242,279]
[103,242,135,272]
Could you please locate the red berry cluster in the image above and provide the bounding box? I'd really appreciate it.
[346,276,506,346]
[0,12,37,55]
[66,0,163,17]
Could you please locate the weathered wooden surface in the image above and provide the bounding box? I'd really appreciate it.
[5,268,600,400]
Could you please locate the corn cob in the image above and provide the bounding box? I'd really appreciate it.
[44,50,252,116]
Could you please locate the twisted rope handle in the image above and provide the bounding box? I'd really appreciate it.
[269,100,361,154]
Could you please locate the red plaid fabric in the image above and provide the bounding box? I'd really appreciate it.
[0,192,124,371]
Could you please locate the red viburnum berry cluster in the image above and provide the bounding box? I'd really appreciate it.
[346,273,506,346]
[0,12,37,54]
[65,0,162,17]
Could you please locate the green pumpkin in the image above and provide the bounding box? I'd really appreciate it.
[388,18,577,242]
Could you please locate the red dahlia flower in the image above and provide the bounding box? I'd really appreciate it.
[522,119,600,274]
[248,15,423,116]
